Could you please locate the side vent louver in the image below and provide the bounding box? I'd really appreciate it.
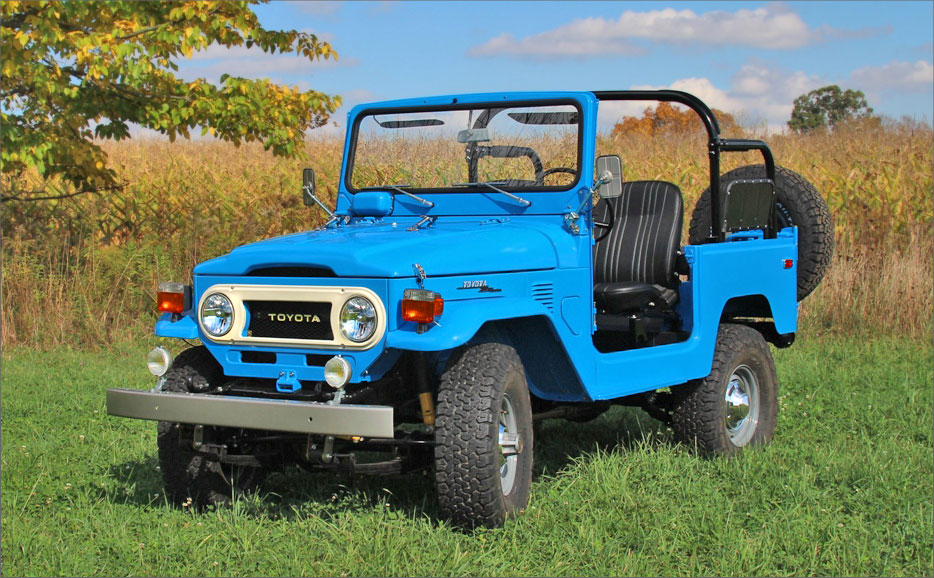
[532,282,554,312]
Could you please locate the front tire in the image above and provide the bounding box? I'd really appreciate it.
[157,346,265,507]
[434,343,534,528]
[670,324,778,456]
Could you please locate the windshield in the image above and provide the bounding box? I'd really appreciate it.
[349,101,581,192]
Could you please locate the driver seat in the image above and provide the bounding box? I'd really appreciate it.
[593,180,683,315]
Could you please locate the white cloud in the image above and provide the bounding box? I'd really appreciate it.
[368,1,398,14]
[470,21,646,58]
[850,60,934,93]
[470,3,886,58]
[598,61,825,133]
[295,1,342,17]
[596,100,655,129]
[179,43,357,84]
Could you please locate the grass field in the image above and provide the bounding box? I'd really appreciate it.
[2,335,931,577]
[2,123,931,576]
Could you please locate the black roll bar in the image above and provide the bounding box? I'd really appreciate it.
[592,90,776,242]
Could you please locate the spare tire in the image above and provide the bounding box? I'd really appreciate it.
[688,165,834,301]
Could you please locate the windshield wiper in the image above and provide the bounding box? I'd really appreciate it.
[387,184,434,208]
[367,184,434,208]
[453,181,532,207]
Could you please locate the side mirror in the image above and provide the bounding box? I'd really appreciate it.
[594,155,623,199]
[302,168,316,207]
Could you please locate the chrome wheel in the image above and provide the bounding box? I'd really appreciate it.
[724,364,760,446]
[498,393,522,496]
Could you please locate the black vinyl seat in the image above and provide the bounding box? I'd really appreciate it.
[593,180,684,315]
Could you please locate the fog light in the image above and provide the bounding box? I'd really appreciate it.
[324,356,351,389]
[147,346,173,377]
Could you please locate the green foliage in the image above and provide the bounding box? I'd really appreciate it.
[788,85,874,133]
[1,337,931,576]
[0,0,340,200]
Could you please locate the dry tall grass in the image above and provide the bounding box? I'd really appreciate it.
[1,122,931,348]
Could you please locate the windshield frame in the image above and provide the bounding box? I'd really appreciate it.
[344,98,584,194]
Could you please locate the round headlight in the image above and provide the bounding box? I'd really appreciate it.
[200,293,234,337]
[339,296,377,343]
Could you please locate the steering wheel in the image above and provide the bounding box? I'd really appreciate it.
[593,199,615,243]
[538,167,578,185]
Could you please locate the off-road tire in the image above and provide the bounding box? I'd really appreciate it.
[434,343,534,528]
[689,164,834,301]
[157,346,265,507]
[670,324,778,456]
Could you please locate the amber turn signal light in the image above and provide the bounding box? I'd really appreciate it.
[157,282,189,314]
[402,289,443,324]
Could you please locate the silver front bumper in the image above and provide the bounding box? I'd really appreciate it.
[106,388,395,438]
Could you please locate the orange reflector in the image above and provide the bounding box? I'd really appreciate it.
[157,282,188,314]
[403,289,443,324]
[783,259,794,269]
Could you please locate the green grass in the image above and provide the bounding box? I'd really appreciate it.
[2,336,931,576]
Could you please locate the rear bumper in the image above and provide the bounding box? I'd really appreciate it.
[106,388,395,438]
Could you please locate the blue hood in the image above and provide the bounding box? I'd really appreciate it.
[194,219,562,277]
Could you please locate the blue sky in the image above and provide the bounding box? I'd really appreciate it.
[178,1,934,133]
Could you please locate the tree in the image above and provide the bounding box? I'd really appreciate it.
[611,102,741,138]
[787,85,873,133]
[1,1,341,201]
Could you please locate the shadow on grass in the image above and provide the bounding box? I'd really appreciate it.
[92,406,674,526]
[533,405,672,478]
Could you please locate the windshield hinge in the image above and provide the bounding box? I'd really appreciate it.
[407,215,436,231]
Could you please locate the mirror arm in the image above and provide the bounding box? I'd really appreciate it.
[304,185,334,218]
[575,192,594,216]
[575,171,613,214]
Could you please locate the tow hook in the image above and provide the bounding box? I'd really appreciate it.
[192,425,204,449]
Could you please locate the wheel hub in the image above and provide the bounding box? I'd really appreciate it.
[498,394,522,496]
[724,364,760,446]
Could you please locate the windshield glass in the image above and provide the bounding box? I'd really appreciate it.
[350,102,580,191]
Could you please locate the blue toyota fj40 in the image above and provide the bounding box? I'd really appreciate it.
[107,90,833,528]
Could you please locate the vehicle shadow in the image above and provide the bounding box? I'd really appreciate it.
[533,405,672,478]
[90,406,674,525]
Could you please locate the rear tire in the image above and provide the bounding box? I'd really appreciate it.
[689,164,834,301]
[434,343,534,528]
[157,346,265,507]
[670,324,778,456]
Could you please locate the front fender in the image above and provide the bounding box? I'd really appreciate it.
[154,312,199,339]
[385,297,549,351]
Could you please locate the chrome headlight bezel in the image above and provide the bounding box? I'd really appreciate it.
[200,292,234,337]
[339,296,378,343]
